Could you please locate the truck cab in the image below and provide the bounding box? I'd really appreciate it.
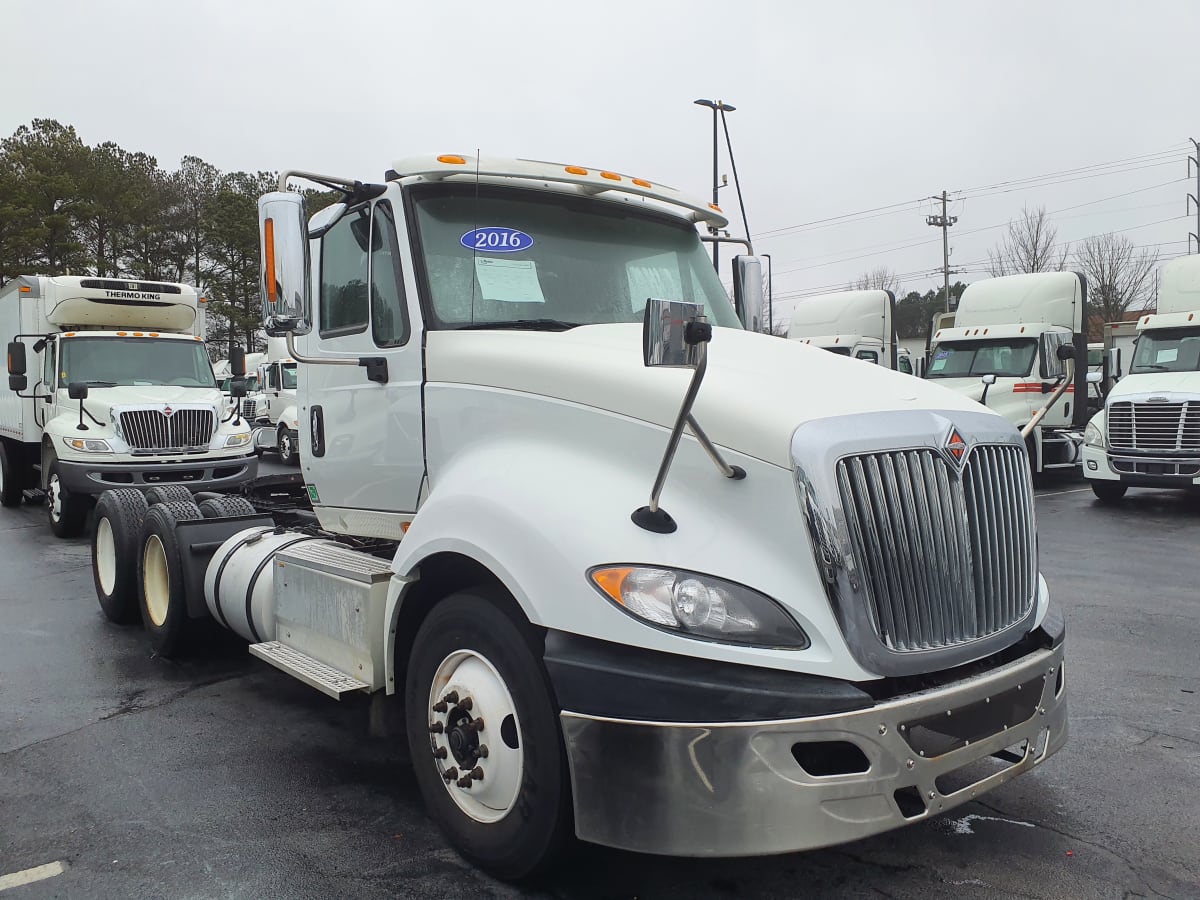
[1083,256,1200,501]
[787,289,914,373]
[249,338,300,464]
[925,272,1088,474]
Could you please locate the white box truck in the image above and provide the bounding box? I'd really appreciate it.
[0,276,258,536]
[925,272,1088,474]
[85,155,1066,880]
[1083,256,1200,501]
[787,289,914,374]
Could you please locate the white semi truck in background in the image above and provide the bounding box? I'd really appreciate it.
[787,289,914,374]
[925,271,1089,475]
[1083,255,1200,502]
[0,276,258,536]
[249,336,300,464]
[85,154,1066,880]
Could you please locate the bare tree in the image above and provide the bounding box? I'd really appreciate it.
[987,205,1068,276]
[849,265,902,296]
[1073,233,1159,323]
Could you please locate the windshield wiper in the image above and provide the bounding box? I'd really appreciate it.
[1133,364,1169,371]
[83,380,119,386]
[455,319,581,332]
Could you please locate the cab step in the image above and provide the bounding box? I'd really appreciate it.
[248,640,369,699]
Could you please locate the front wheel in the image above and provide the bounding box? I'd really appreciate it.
[1090,480,1127,504]
[405,591,572,881]
[0,441,23,507]
[277,426,299,466]
[46,456,89,538]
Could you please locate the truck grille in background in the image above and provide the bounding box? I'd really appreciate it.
[239,399,257,421]
[1107,401,1200,452]
[835,444,1035,652]
[119,409,214,451]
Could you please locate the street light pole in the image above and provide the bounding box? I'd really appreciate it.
[694,98,735,272]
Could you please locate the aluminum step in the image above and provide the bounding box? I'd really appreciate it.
[249,640,369,699]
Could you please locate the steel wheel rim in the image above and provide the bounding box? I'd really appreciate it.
[280,431,291,458]
[143,534,170,626]
[427,649,523,823]
[96,516,117,595]
[48,474,62,522]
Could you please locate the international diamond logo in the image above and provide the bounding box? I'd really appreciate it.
[161,405,175,418]
[943,427,969,470]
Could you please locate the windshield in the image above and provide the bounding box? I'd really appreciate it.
[926,338,1038,378]
[281,363,297,390]
[60,338,217,388]
[1130,327,1200,373]
[410,185,741,330]
[823,346,852,357]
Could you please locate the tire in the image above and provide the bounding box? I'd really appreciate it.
[197,495,257,518]
[46,455,89,538]
[278,426,299,466]
[0,441,23,507]
[137,499,204,657]
[92,489,150,624]
[144,484,194,506]
[1090,481,1127,504]
[405,590,572,881]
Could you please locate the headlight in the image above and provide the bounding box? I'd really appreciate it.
[589,566,809,649]
[224,432,252,448]
[62,436,112,453]
[1084,419,1104,447]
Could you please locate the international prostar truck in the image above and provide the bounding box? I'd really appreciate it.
[787,289,914,374]
[925,271,1089,474]
[249,336,301,464]
[0,276,258,536]
[85,154,1066,880]
[1083,255,1200,501]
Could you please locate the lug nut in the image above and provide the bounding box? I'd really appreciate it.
[477,744,489,759]
[470,766,484,781]
[442,767,458,781]
[433,700,448,713]
[433,746,447,759]
[457,775,474,789]
[460,697,473,712]
[443,691,459,704]
[428,722,443,734]
[469,718,485,732]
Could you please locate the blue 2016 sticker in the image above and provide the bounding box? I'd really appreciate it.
[460,227,533,253]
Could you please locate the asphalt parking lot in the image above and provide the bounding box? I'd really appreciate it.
[1,469,1197,899]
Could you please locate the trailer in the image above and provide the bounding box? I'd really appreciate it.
[87,153,1066,880]
[1,276,258,536]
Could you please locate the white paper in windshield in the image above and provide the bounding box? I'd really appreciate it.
[1156,348,1179,364]
[474,257,546,304]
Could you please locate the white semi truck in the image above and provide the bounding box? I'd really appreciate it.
[249,336,301,464]
[925,272,1089,475]
[1083,255,1200,501]
[86,154,1067,880]
[787,289,914,374]
[0,276,258,536]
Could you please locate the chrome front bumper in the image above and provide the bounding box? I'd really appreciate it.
[560,642,1066,857]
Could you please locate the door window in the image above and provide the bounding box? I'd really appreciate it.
[320,205,371,337]
[370,205,410,348]
[855,349,879,364]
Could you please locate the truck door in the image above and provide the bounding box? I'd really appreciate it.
[302,199,423,530]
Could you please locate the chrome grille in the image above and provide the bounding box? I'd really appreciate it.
[1107,401,1200,452]
[239,399,257,421]
[836,444,1035,652]
[119,408,214,451]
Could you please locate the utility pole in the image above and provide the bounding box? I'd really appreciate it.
[926,191,958,312]
[694,99,735,272]
[1188,138,1200,254]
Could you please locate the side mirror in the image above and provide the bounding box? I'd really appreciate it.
[1056,344,1076,361]
[229,376,248,398]
[230,346,246,377]
[1086,371,1103,384]
[732,256,765,333]
[7,341,26,376]
[981,373,997,385]
[8,374,26,392]
[68,382,89,401]
[643,299,707,368]
[259,191,312,337]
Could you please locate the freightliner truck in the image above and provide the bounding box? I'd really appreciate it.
[787,289,914,373]
[925,271,1089,475]
[82,154,1067,880]
[0,276,257,536]
[1083,255,1200,501]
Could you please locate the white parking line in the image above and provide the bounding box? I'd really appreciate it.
[0,861,66,892]
[1035,487,1090,497]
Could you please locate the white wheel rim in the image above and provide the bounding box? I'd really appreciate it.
[427,650,523,823]
[96,517,117,595]
[280,432,291,457]
[48,474,62,522]
[143,534,170,627]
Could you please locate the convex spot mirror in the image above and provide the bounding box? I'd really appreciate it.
[981,373,997,385]
[258,191,312,338]
[1056,344,1076,361]
[1085,371,1103,384]
[229,376,248,398]
[67,382,89,401]
[643,299,706,368]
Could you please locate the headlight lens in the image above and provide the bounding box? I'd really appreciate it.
[224,432,252,448]
[589,566,809,649]
[1084,419,1103,447]
[62,436,112,453]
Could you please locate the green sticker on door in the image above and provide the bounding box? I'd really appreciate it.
[307,484,320,504]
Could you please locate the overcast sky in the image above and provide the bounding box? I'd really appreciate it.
[4,0,1197,322]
